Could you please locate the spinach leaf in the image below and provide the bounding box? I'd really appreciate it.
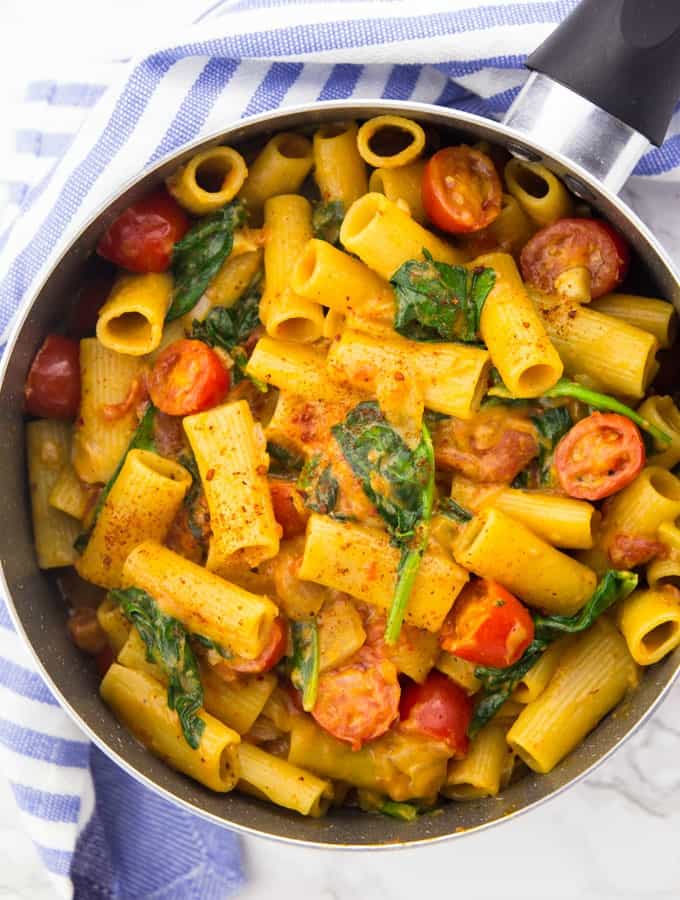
[74,405,157,553]
[379,800,419,822]
[469,570,638,736]
[290,619,319,712]
[167,201,247,321]
[522,405,573,487]
[391,250,495,343]
[332,401,435,642]
[437,497,473,524]
[267,442,304,478]
[296,454,340,516]
[111,587,205,748]
[176,452,207,546]
[191,632,233,659]
[312,200,345,245]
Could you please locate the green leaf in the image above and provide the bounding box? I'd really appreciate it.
[290,619,320,712]
[390,250,495,343]
[379,800,419,822]
[167,202,247,321]
[74,406,157,553]
[296,454,340,516]
[531,405,573,486]
[312,200,345,245]
[111,587,205,748]
[437,497,473,524]
[267,442,304,478]
[191,632,233,659]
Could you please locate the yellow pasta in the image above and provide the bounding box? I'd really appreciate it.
[443,722,511,799]
[27,420,80,569]
[369,161,427,223]
[167,145,248,215]
[590,293,677,348]
[96,273,172,356]
[183,400,280,572]
[340,193,465,281]
[313,121,367,206]
[356,115,426,168]
[647,522,680,588]
[327,328,490,420]
[299,515,468,632]
[507,619,638,774]
[237,741,332,817]
[617,587,680,665]
[637,396,680,469]
[96,596,131,654]
[322,308,346,340]
[72,339,145,484]
[453,508,597,615]
[504,159,574,226]
[75,449,191,589]
[117,627,164,681]
[183,248,262,328]
[259,538,328,620]
[512,637,571,703]
[100,664,240,791]
[201,668,276,734]
[123,541,278,659]
[389,628,439,684]
[48,461,91,522]
[317,595,366,672]
[462,192,535,258]
[435,652,481,695]
[239,133,313,222]
[473,252,563,397]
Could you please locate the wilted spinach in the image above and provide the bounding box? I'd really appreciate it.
[297,454,340,516]
[312,199,345,245]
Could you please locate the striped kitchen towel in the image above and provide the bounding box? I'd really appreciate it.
[1,1,679,898]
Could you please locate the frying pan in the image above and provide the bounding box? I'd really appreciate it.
[1,0,680,848]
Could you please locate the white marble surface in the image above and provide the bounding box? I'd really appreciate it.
[1,3,680,898]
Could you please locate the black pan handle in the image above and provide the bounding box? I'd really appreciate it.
[527,0,680,146]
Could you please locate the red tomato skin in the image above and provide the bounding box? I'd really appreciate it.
[440,579,534,669]
[24,335,81,419]
[96,189,189,273]
[148,339,230,416]
[227,616,287,674]
[268,479,309,539]
[555,412,645,501]
[422,146,502,234]
[399,671,472,758]
[520,218,630,298]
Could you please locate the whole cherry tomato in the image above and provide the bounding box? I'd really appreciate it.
[97,188,189,273]
[520,218,629,298]
[422,146,502,234]
[554,412,645,500]
[148,339,229,416]
[440,578,534,669]
[24,334,80,419]
[399,671,473,758]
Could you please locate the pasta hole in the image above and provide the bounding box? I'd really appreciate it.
[513,165,549,199]
[642,620,678,652]
[368,126,413,158]
[317,123,350,140]
[275,317,321,343]
[276,134,311,160]
[195,158,231,193]
[106,312,151,346]
[342,194,382,240]
[295,245,318,286]
[516,364,559,397]
[649,468,680,501]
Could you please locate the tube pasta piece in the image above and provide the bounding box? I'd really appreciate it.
[183,248,263,328]
[533,290,659,398]
[123,541,278,659]
[298,515,468,632]
[507,619,638,774]
[462,193,536,258]
[327,328,490,420]
[259,194,323,342]
[247,336,359,404]
[646,521,680,589]
[72,339,145,484]
[238,133,314,222]
[75,450,190,589]
[167,146,248,215]
[389,628,439,684]
[322,308,346,340]
[259,538,328,620]
[340,193,465,281]
[291,239,395,324]
[442,722,511,800]
[237,741,332,817]
[27,420,80,569]
[637,396,680,469]
[96,596,131,654]
[503,159,573,226]
[201,668,276,734]
[356,115,426,169]
[313,121,368,206]
[617,587,680,665]
[435,651,481,695]
[512,637,571,703]
[472,252,563,397]
[100,664,240,791]
[183,400,280,572]
[48,461,91,522]
[368,161,427,223]
[453,508,597,615]
[96,273,172,356]
[117,626,164,680]
[590,294,677,349]
[317,596,366,673]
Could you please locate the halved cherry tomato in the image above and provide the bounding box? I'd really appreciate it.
[148,339,229,416]
[97,188,189,273]
[225,616,287,674]
[440,578,534,669]
[24,335,80,419]
[399,671,472,758]
[555,412,645,501]
[312,645,400,750]
[268,479,309,539]
[520,218,629,298]
[422,146,502,234]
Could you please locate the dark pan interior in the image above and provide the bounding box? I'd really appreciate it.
[1,102,678,846]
